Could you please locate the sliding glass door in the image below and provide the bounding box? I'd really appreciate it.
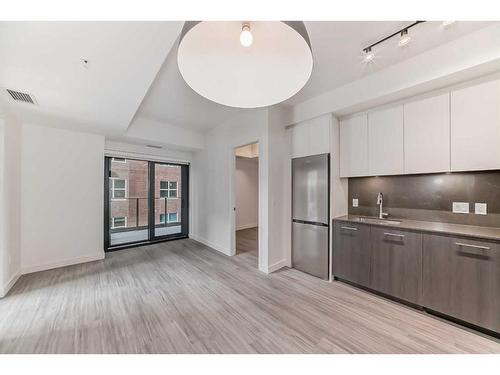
[104,157,189,251]
[151,162,189,240]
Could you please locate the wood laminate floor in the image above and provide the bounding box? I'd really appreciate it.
[236,227,258,253]
[1,238,499,354]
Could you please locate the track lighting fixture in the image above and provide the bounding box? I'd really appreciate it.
[362,21,424,61]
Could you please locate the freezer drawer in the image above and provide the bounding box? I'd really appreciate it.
[292,221,329,280]
[292,154,329,223]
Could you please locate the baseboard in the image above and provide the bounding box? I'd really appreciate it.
[267,259,288,273]
[190,234,232,256]
[21,252,105,275]
[0,269,22,298]
[236,223,258,231]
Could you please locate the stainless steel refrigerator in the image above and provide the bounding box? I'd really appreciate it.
[292,153,329,280]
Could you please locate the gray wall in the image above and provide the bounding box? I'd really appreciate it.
[348,171,500,227]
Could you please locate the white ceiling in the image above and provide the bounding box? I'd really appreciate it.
[286,21,494,105]
[135,37,243,132]
[0,21,496,139]
[0,21,182,134]
[135,20,494,133]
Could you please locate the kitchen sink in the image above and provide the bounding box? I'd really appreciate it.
[354,216,402,225]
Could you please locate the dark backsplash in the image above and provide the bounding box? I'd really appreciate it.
[348,171,500,227]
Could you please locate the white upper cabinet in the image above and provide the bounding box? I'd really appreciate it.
[451,79,500,171]
[291,122,309,158]
[368,106,404,176]
[339,114,368,177]
[291,115,330,158]
[404,93,451,174]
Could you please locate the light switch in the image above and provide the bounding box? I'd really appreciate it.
[452,202,469,214]
[352,198,359,207]
[475,203,487,215]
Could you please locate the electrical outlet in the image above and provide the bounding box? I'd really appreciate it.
[452,202,469,214]
[475,203,487,215]
[352,198,359,207]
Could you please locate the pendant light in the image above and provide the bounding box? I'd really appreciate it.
[177,21,313,108]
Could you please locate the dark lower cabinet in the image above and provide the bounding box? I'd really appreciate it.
[370,227,422,304]
[333,222,371,287]
[333,219,500,335]
[423,234,500,333]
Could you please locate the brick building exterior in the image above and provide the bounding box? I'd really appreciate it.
[109,158,182,230]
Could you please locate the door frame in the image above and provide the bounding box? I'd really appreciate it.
[149,160,190,242]
[104,156,190,252]
[230,141,261,263]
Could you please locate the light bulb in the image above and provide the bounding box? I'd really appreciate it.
[240,23,253,47]
[364,47,374,63]
[398,29,411,47]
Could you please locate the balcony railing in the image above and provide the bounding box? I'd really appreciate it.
[109,197,181,233]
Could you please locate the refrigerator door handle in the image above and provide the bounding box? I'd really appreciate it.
[292,219,329,227]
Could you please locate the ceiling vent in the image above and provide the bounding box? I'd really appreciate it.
[6,89,37,104]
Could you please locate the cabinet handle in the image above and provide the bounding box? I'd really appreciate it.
[455,242,490,251]
[384,232,405,238]
[341,226,358,231]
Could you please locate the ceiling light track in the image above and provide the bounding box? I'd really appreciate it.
[362,21,425,54]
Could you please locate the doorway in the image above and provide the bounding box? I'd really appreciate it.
[104,157,189,251]
[233,142,259,267]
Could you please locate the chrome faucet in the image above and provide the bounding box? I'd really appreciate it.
[376,192,384,219]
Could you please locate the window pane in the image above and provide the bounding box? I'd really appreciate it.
[169,190,177,198]
[169,181,177,189]
[160,181,168,189]
[160,214,165,223]
[169,213,177,222]
[109,159,149,246]
[160,190,168,198]
[114,179,125,188]
[114,190,125,198]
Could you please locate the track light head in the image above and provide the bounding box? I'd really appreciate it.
[398,29,411,47]
[363,47,375,63]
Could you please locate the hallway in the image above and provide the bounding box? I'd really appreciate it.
[236,227,258,268]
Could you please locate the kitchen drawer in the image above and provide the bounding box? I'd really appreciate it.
[370,227,422,304]
[423,234,500,333]
[333,221,371,287]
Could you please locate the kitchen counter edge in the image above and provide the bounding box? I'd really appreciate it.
[333,215,500,242]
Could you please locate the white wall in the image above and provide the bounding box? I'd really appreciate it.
[20,124,105,273]
[191,109,268,259]
[267,106,292,270]
[191,108,290,273]
[104,140,193,164]
[0,114,23,297]
[235,157,259,230]
[124,117,205,151]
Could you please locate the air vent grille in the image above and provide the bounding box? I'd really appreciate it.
[6,89,36,104]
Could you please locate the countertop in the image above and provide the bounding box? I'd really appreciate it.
[333,214,500,242]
